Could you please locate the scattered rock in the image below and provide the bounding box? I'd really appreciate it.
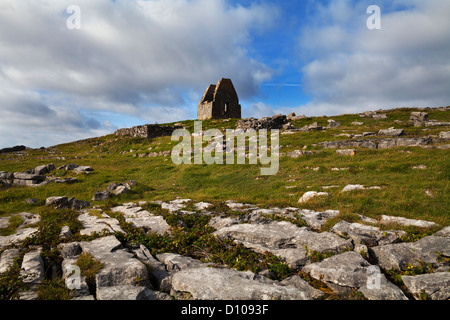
[59,226,72,240]
[286,150,314,158]
[0,145,27,154]
[372,114,387,120]
[57,163,79,171]
[33,163,55,175]
[380,215,439,228]
[341,184,380,192]
[299,122,323,131]
[378,128,405,136]
[45,196,90,210]
[341,184,365,192]
[439,131,450,140]
[73,166,94,174]
[298,191,330,204]
[318,137,432,150]
[92,190,110,201]
[412,165,427,170]
[327,120,341,129]
[351,121,364,126]
[237,114,288,131]
[336,149,356,156]
[377,137,432,149]
[287,113,306,121]
[425,120,450,127]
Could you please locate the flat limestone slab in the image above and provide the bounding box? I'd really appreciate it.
[214,220,352,268]
[170,266,314,300]
[302,251,407,300]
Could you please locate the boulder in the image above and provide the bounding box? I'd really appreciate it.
[409,112,428,126]
[326,120,341,129]
[402,272,450,300]
[302,251,407,300]
[92,190,110,201]
[45,196,89,210]
[45,196,70,208]
[33,164,55,175]
[68,197,90,210]
[298,191,330,204]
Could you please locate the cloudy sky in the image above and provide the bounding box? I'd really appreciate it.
[1,0,449,148]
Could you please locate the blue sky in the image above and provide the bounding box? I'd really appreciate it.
[1,0,450,148]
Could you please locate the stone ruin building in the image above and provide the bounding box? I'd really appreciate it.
[114,124,181,139]
[197,78,241,120]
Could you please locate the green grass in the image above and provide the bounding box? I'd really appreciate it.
[0,107,449,299]
[1,107,449,226]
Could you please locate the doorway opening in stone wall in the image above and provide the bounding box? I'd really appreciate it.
[224,102,228,117]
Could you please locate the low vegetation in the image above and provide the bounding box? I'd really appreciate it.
[0,106,449,299]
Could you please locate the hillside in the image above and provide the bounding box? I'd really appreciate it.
[0,106,449,301]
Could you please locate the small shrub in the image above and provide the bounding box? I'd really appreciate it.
[75,253,104,291]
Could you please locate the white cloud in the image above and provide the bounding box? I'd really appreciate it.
[298,0,450,115]
[0,0,275,148]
